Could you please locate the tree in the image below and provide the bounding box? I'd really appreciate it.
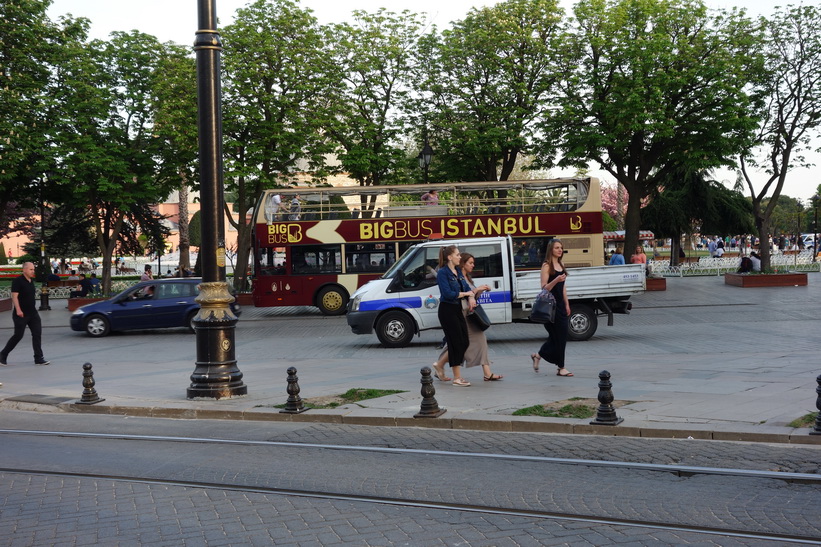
[416,0,567,183]
[739,5,821,270]
[642,167,753,265]
[220,0,338,291]
[539,0,762,261]
[0,1,84,233]
[326,9,425,216]
[51,31,175,293]
[152,44,199,274]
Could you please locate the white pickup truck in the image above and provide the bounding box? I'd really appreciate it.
[347,236,646,347]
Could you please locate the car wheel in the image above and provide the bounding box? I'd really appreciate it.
[568,304,597,341]
[85,315,110,337]
[316,285,349,316]
[375,310,415,348]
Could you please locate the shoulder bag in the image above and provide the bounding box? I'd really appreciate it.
[469,303,491,331]
[529,289,556,323]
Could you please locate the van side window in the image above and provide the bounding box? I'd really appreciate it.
[460,244,503,279]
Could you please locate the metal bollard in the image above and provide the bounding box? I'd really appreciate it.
[75,362,105,405]
[589,370,623,426]
[38,285,51,311]
[414,367,446,418]
[280,366,308,414]
[810,374,821,436]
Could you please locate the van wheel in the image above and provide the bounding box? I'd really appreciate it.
[316,285,349,316]
[568,304,597,341]
[375,311,415,348]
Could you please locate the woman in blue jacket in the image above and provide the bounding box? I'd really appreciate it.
[434,245,474,387]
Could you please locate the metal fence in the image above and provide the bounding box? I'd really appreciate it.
[649,251,821,277]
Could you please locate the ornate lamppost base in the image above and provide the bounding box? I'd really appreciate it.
[187,281,247,399]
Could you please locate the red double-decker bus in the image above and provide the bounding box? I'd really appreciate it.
[251,178,604,314]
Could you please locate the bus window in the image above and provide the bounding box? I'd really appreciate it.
[291,245,342,275]
[345,243,397,273]
[258,247,286,275]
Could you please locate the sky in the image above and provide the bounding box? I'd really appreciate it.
[46,0,820,202]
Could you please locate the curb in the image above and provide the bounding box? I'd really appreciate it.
[57,401,821,445]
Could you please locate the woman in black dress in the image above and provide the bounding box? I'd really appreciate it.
[530,239,573,377]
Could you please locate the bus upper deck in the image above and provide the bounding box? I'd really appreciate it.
[255,178,599,223]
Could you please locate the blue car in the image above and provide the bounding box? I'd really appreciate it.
[70,278,241,337]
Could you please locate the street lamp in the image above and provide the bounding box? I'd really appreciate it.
[417,141,434,184]
[187,0,246,399]
[812,194,819,263]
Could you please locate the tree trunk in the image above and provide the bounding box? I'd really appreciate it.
[621,185,644,265]
[177,176,191,273]
[756,217,771,271]
[233,221,253,292]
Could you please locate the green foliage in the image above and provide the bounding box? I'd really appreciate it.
[540,0,763,260]
[643,168,754,239]
[188,210,201,249]
[602,212,618,232]
[15,253,37,265]
[788,412,818,429]
[513,403,596,419]
[0,243,6,265]
[739,4,821,270]
[327,9,424,192]
[416,0,567,183]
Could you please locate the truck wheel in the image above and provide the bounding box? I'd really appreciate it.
[375,310,415,348]
[316,285,349,316]
[568,304,597,341]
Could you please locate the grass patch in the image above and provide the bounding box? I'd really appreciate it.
[514,403,596,419]
[257,387,406,409]
[513,397,633,419]
[788,412,819,429]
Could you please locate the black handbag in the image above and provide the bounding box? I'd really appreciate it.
[469,303,491,331]
[529,289,556,323]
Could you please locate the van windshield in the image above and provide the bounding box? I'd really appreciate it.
[383,245,420,279]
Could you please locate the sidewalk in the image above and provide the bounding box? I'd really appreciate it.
[1,275,819,445]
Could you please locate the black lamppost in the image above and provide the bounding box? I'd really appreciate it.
[417,140,434,184]
[187,0,246,399]
[38,172,51,310]
[812,194,819,263]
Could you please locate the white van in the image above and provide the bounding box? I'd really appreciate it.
[347,236,645,347]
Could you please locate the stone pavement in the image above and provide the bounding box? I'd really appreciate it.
[0,274,819,444]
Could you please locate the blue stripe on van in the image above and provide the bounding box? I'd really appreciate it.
[359,297,423,311]
[359,290,510,311]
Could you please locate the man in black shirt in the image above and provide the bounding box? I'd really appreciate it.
[0,262,49,366]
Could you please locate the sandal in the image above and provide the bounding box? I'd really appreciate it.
[556,368,574,377]
[483,374,503,381]
[432,363,451,382]
[452,378,471,387]
[530,353,540,372]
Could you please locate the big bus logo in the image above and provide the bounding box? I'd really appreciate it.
[569,215,582,231]
[267,224,303,244]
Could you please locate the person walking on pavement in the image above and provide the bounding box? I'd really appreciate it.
[0,262,50,366]
[530,240,573,377]
[433,245,473,387]
[432,252,503,382]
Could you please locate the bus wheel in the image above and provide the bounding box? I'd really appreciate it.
[316,285,349,316]
[376,311,415,348]
[568,304,597,341]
